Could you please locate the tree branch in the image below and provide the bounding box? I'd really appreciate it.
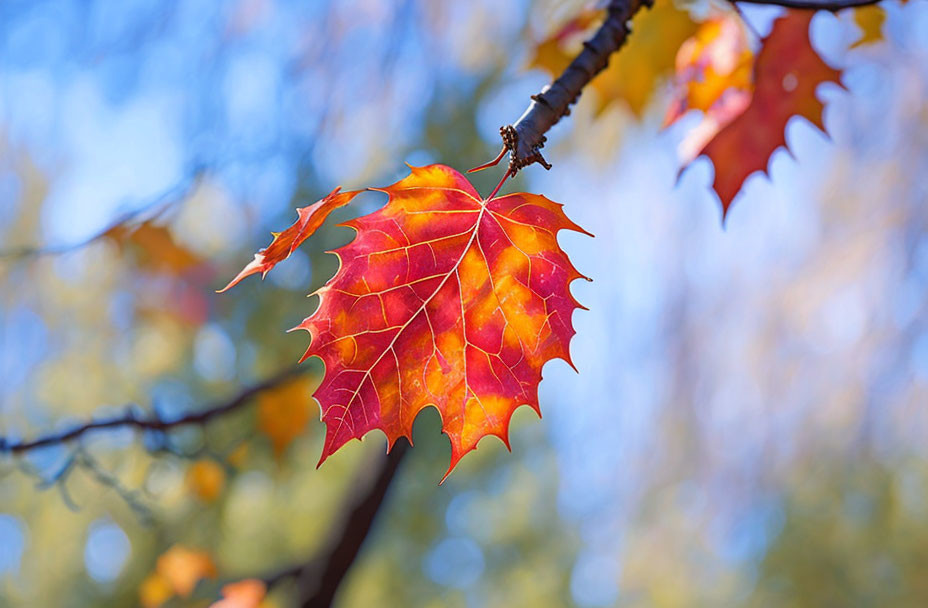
[0,367,302,455]
[497,0,652,175]
[296,441,409,607]
[731,0,883,10]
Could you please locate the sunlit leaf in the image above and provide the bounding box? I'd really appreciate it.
[289,165,589,479]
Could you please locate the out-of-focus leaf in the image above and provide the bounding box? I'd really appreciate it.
[665,14,754,161]
[155,545,217,597]
[257,376,315,458]
[185,459,226,502]
[209,579,267,608]
[591,0,700,116]
[106,220,202,274]
[226,442,250,469]
[851,5,886,47]
[528,8,601,76]
[692,10,843,217]
[139,572,174,608]
[529,0,699,117]
[288,165,589,479]
[219,188,361,292]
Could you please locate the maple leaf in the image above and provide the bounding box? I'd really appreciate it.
[287,165,589,479]
[665,14,754,162]
[530,0,698,117]
[692,10,843,218]
[218,187,361,292]
[106,220,202,274]
[851,5,886,48]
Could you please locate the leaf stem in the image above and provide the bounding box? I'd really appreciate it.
[486,169,512,201]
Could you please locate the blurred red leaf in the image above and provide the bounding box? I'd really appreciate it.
[693,11,843,218]
[219,187,361,292]
[278,165,589,480]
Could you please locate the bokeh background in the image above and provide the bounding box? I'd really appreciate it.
[2,0,928,606]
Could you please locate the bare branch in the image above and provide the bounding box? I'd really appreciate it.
[0,367,302,455]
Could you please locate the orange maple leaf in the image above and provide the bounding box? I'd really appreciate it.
[694,10,843,218]
[218,187,361,292]
[280,165,589,480]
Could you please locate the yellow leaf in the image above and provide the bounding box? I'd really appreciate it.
[139,572,174,608]
[591,0,700,116]
[257,376,315,458]
[186,459,226,502]
[528,9,602,76]
[851,5,886,48]
[156,545,218,598]
[528,0,698,116]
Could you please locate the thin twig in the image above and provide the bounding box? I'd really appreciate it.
[0,367,302,455]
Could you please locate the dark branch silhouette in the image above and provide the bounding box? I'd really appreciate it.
[252,442,410,607]
[297,441,409,607]
[0,367,302,455]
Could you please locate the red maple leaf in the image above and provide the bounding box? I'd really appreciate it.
[695,10,843,218]
[286,165,589,479]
